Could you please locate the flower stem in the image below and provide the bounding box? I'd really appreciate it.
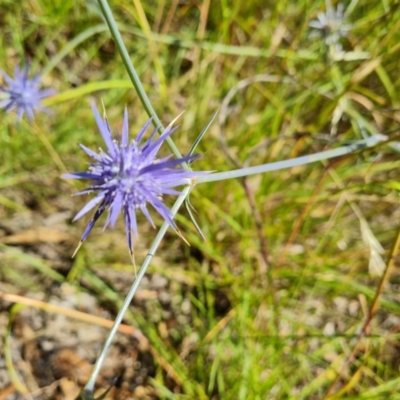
[82,185,191,396]
[195,135,385,184]
[96,0,185,161]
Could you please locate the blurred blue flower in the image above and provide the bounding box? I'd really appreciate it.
[309,3,352,49]
[64,105,203,253]
[0,62,54,121]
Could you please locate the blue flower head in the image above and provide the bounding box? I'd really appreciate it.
[64,105,204,254]
[0,62,54,121]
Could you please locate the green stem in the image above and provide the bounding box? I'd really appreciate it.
[97,0,185,162]
[195,136,385,184]
[82,186,191,396]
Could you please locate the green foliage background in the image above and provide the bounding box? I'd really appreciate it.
[1,0,400,398]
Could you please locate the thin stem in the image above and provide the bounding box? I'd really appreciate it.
[97,0,185,162]
[82,185,191,395]
[195,135,385,184]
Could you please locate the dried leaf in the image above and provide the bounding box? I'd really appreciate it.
[0,227,72,245]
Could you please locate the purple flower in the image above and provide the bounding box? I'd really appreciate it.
[0,62,54,121]
[64,104,203,254]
